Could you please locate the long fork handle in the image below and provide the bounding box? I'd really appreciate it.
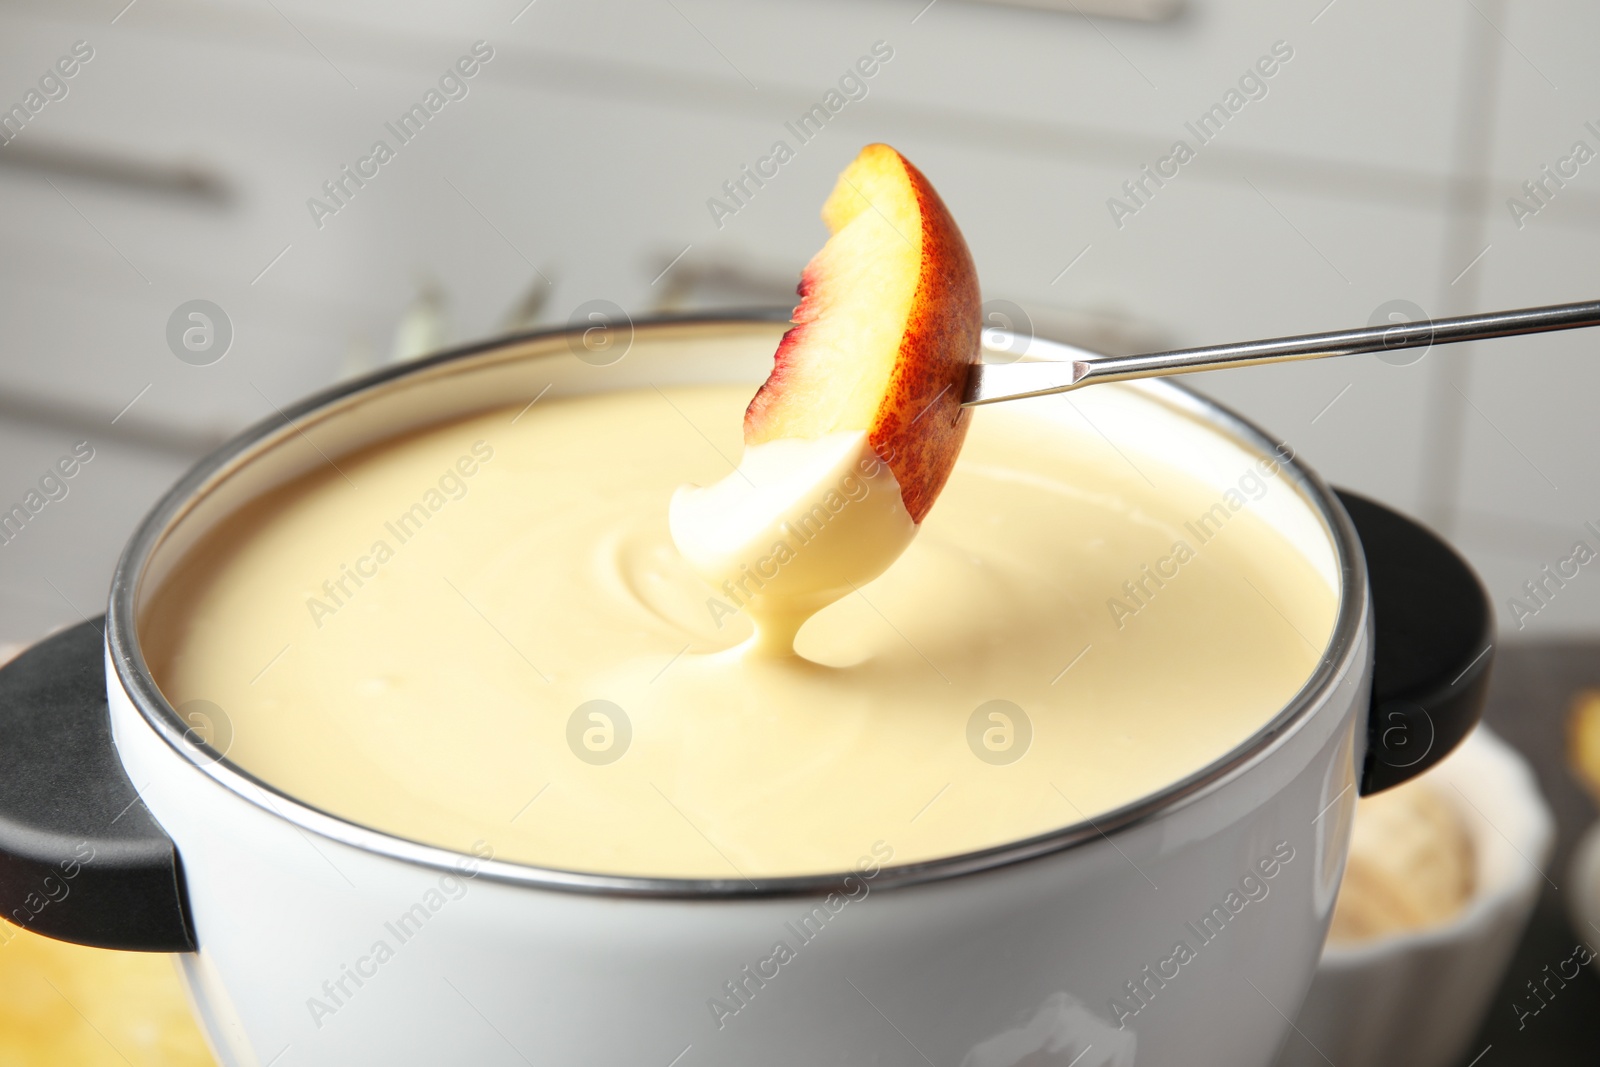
[963,299,1600,406]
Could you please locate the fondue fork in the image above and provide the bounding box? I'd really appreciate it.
[963,298,1600,406]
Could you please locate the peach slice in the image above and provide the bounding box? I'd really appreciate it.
[670,145,981,654]
[744,143,983,523]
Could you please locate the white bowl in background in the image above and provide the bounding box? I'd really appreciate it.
[1566,818,1600,965]
[1276,725,1555,1067]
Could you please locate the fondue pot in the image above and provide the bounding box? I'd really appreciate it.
[0,316,1491,1066]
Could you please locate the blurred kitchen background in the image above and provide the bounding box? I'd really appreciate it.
[1,0,1597,648]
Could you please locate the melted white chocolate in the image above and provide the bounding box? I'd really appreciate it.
[143,385,1338,880]
[668,431,917,655]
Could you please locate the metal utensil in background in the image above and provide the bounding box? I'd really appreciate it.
[964,299,1600,406]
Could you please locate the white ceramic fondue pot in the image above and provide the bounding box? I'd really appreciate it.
[0,316,1493,1067]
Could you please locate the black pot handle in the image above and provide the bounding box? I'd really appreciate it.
[0,617,194,951]
[1336,490,1494,795]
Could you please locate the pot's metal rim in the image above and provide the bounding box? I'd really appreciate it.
[106,311,1368,900]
